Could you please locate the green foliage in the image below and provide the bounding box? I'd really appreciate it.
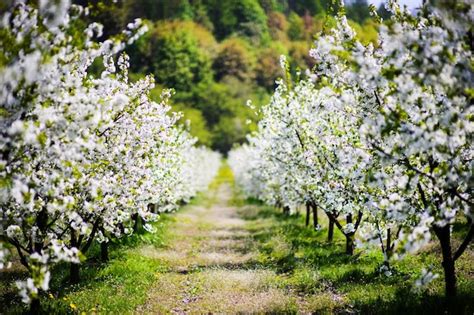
[123,0,194,21]
[212,116,248,153]
[350,19,378,45]
[0,0,12,13]
[213,38,256,82]
[173,104,213,146]
[346,0,371,23]
[205,0,270,44]
[130,20,214,93]
[191,80,260,153]
[74,0,125,38]
[287,0,328,15]
[289,41,315,71]
[0,28,17,68]
[259,0,283,13]
[267,11,289,40]
[255,45,286,91]
[192,82,235,126]
[287,12,305,40]
[191,0,215,30]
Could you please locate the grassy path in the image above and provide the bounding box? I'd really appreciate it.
[136,170,312,313]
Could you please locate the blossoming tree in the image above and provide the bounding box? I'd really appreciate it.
[0,0,220,307]
[230,0,473,299]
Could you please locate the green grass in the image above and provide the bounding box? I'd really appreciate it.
[1,215,177,314]
[239,203,474,314]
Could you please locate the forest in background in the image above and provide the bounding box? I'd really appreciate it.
[1,0,388,152]
[74,0,389,153]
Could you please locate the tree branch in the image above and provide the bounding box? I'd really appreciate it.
[453,221,474,261]
[417,182,429,209]
[81,218,101,253]
[326,210,344,232]
[295,130,305,149]
[354,211,363,231]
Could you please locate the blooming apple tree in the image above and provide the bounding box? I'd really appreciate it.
[0,0,220,305]
[229,0,473,298]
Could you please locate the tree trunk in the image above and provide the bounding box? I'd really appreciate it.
[327,220,334,242]
[101,242,109,262]
[434,225,457,300]
[132,213,140,232]
[385,228,392,266]
[346,234,354,255]
[70,230,80,284]
[305,203,310,226]
[147,203,156,214]
[70,262,80,284]
[30,298,40,313]
[118,222,125,234]
[34,209,48,252]
[312,204,318,229]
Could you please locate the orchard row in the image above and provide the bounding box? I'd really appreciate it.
[0,1,220,307]
[229,0,473,300]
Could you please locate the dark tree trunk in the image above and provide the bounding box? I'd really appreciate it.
[101,242,109,262]
[346,234,354,255]
[305,203,310,226]
[283,206,290,215]
[312,203,318,229]
[385,228,392,266]
[147,203,156,214]
[34,209,48,252]
[70,262,80,284]
[434,225,456,300]
[327,220,334,242]
[30,298,40,313]
[70,230,80,284]
[132,213,140,232]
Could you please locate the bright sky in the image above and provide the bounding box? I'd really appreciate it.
[367,0,423,11]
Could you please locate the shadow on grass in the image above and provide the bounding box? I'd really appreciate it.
[351,287,474,315]
[238,202,474,315]
[184,259,267,273]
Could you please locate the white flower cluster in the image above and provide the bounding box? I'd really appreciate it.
[0,1,220,304]
[230,0,472,295]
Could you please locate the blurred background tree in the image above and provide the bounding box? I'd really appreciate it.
[32,0,381,154]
